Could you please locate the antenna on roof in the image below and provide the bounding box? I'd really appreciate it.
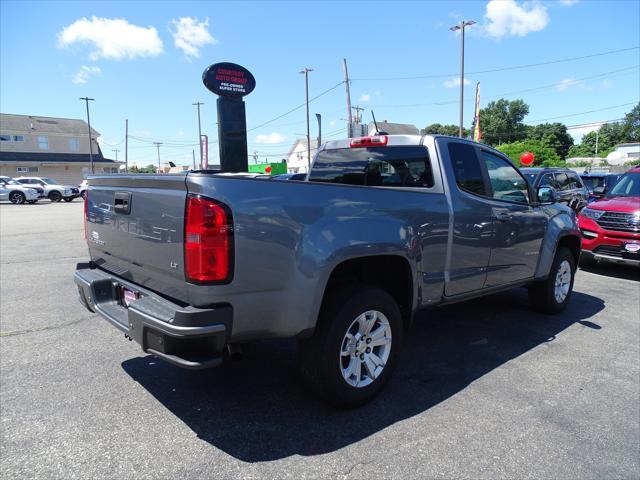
[371,110,388,135]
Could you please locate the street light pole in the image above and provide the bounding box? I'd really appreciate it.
[79,97,95,173]
[193,102,204,168]
[450,20,475,138]
[153,142,162,173]
[299,67,313,172]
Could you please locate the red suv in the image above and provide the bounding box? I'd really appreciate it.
[578,167,640,267]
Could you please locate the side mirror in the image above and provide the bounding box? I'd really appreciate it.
[593,186,606,195]
[537,186,557,204]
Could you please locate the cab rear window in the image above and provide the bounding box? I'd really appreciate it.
[308,146,434,188]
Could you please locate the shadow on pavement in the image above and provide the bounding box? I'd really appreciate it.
[122,288,604,462]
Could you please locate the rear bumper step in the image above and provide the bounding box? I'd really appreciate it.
[74,264,232,370]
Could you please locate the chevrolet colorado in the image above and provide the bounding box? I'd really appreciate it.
[75,135,581,405]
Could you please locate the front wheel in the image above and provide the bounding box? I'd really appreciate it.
[298,285,402,407]
[9,191,26,204]
[49,191,62,202]
[528,247,576,314]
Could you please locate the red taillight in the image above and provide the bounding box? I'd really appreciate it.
[350,135,388,148]
[84,191,88,241]
[184,194,233,284]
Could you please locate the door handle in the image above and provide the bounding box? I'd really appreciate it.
[495,212,512,222]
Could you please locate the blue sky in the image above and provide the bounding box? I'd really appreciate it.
[1,0,639,167]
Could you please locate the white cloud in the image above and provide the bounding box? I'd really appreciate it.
[177,130,184,136]
[58,16,163,60]
[555,77,588,91]
[169,17,216,59]
[374,90,382,96]
[72,65,102,84]
[329,120,336,127]
[559,0,579,6]
[358,93,371,102]
[483,0,549,38]
[255,132,286,144]
[443,77,471,88]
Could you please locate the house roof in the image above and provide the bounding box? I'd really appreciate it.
[0,113,101,136]
[287,138,320,158]
[0,151,118,163]
[367,121,419,135]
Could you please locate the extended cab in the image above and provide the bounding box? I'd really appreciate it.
[75,135,581,405]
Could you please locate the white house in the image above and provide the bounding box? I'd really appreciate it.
[607,142,640,166]
[286,138,319,173]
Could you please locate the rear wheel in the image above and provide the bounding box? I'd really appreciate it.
[63,197,73,202]
[48,191,62,202]
[528,247,576,314]
[9,191,26,204]
[298,285,402,407]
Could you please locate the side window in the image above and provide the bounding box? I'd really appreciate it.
[569,172,583,189]
[447,142,487,196]
[480,151,530,204]
[554,173,571,191]
[539,174,551,187]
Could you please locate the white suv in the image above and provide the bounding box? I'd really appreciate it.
[15,177,78,202]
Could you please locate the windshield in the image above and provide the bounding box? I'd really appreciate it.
[607,172,640,197]
[1,177,21,185]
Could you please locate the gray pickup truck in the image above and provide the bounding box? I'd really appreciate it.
[75,134,581,406]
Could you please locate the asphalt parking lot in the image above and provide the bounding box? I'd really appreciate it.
[1,201,639,479]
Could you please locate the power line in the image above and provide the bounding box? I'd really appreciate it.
[526,104,636,123]
[352,46,640,81]
[368,65,639,109]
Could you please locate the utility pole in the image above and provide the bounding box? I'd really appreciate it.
[299,67,313,172]
[343,58,353,137]
[111,149,120,161]
[595,130,599,156]
[192,149,196,170]
[125,119,129,173]
[193,102,204,167]
[315,113,322,147]
[450,20,476,138]
[153,142,162,173]
[79,97,95,173]
[352,106,365,124]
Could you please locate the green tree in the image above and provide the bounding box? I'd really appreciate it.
[422,123,469,137]
[479,98,529,146]
[525,123,573,159]
[496,139,561,167]
[138,164,157,173]
[622,103,640,142]
[567,122,625,158]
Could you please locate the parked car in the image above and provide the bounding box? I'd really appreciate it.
[579,172,622,202]
[0,176,42,204]
[15,177,79,202]
[521,167,589,212]
[578,167,640,267]
[75,135,581,406]
[78,179,88,199]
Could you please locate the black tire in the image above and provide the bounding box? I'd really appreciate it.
[9,191,26,204]
[27,200,38,204]
[298,285,403,407]
[528,247,576,314]
[48,191,62,202]
[63,197,73,202]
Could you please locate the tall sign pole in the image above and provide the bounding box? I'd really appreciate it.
[80,97,95,173]
[343,58,353,137]
[125,119,129,173]
[450,20,475,138]
[202,62,256,172]
[300,67,313,172]
[153,142,162,172]
[193,102,204,167]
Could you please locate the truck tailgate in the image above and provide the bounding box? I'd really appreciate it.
[86,175,190,303]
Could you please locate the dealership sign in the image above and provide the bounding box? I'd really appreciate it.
[202,62,256,98]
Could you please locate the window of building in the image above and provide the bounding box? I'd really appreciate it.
[103,167,119,173]
[13,135,25,142]
[447,142,486,196]
[0,135,10,141]
[69,138,80,152]
[17,167,39,173]
[37,136,49,149]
